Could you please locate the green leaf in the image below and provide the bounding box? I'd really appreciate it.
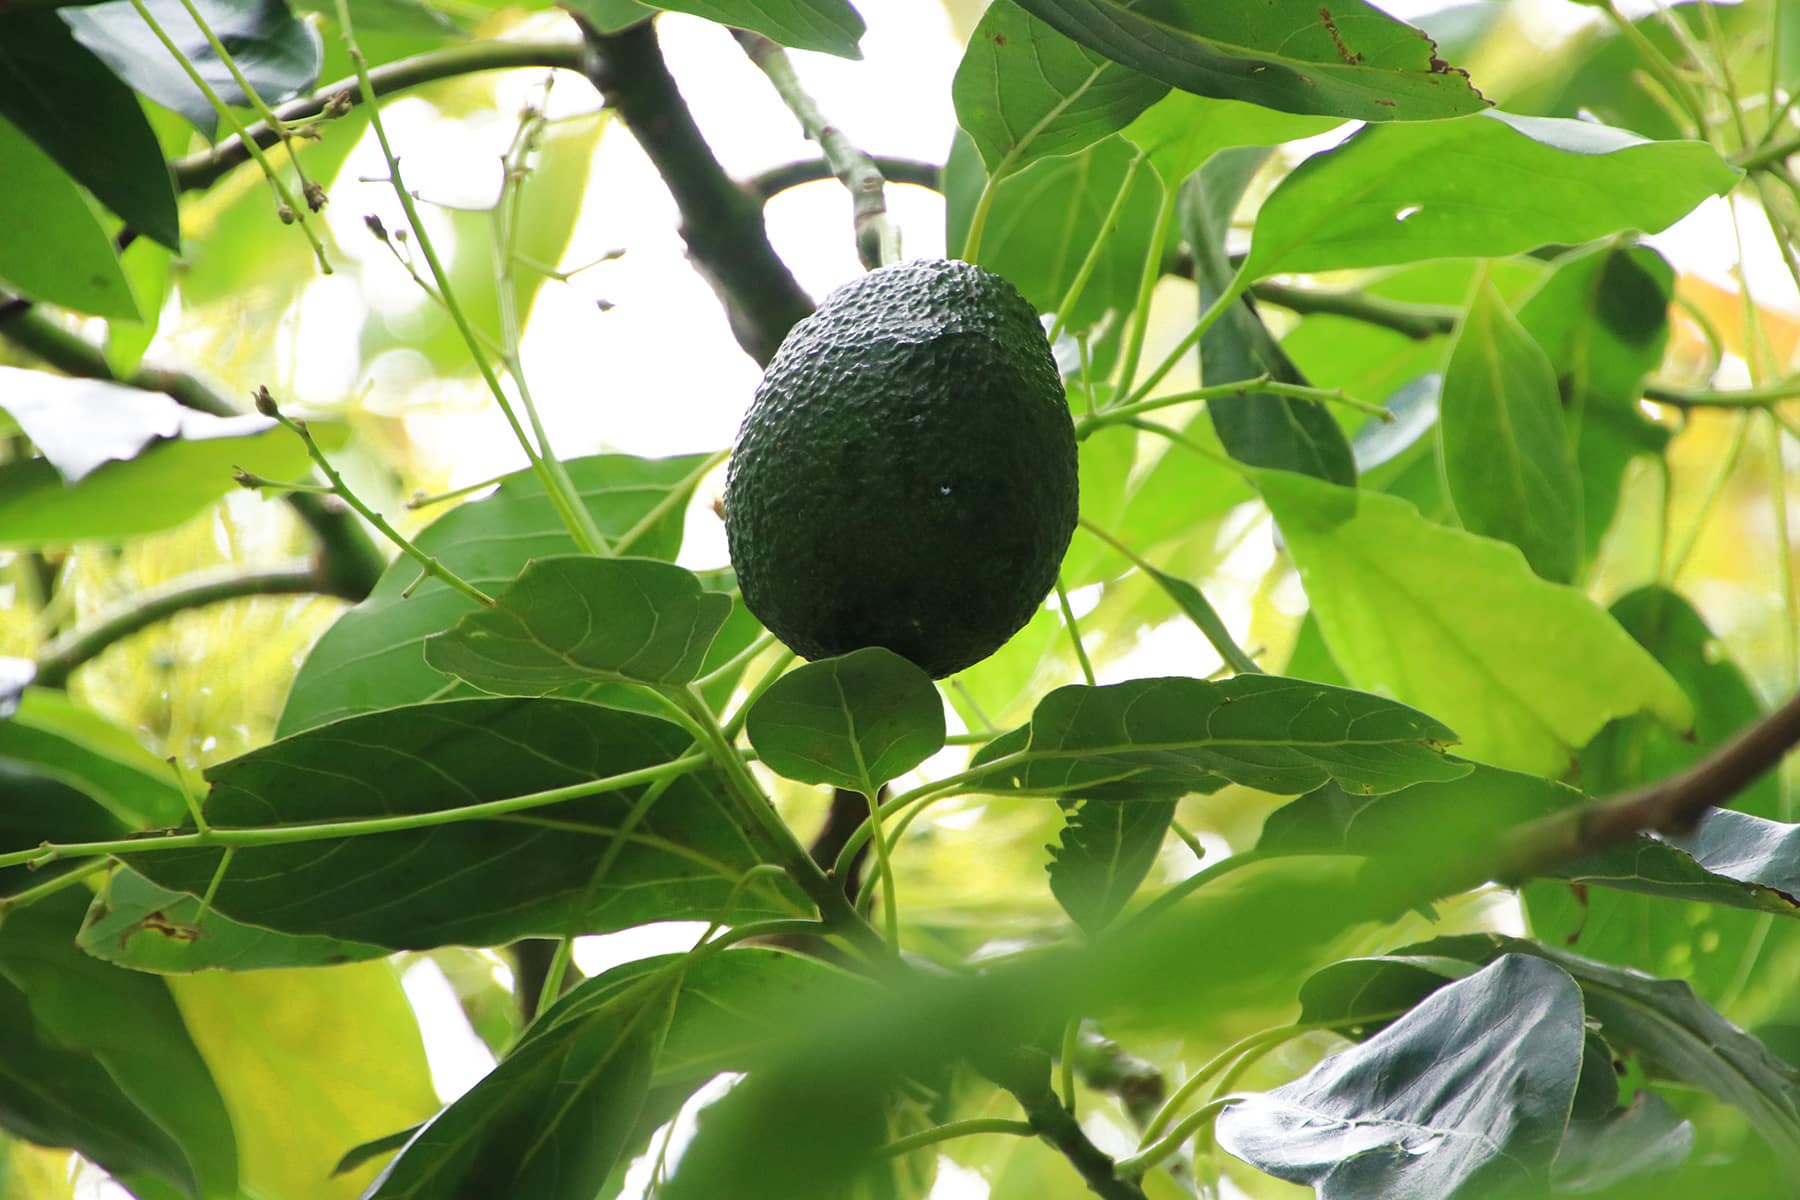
[744,648,944,796]
[1413,934,1800,1171]
[564,0,863,57]
[944,131,1164,332]
[126,698,800,948]
[425,557,733,693]
[0,762,131,898]
[952,0,1167,178]
[1516,243,1675,557]
[64,0,323,131]
[279,452,714,735]
[1438,280,1582,582]
[0,688,186,828]
[1047,795,1175,931]
[0,118,137,318]
[0,413,313,547]
[0,365,267,483]
[171,963,439,1198]
[1122,88,1335,186]
[1553,1093,1694,1194]
[1181,146,1355,485]
[969,674,1470,800]
[79,868,390,973]
[1011,0,1487,121]
[367,989,659,1200]
[1246,111,1741,278]
[1257,469,1693,774]
[1218,955,1583,1199]
[0,16,181,249]
[0,891,236,1198]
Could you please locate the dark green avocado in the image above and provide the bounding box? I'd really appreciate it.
[724,259,1079,679]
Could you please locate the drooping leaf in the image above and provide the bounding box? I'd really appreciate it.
[172,963,439,1199]
[1011,0,1487,122]
[365,987,660,1200]
[1122,88,1336,186]
[0,413,314,547]
[0,891,237,1199]
[744,647,945,796]
[279,452,714,735]
[1047,795,1175,931]
[1553,1092,1694,1194]
[1217,955,1585,1200]
[0,118,137,318]
[1182,146,1355,484]
[79,868,390,973]
[0,688,185,828]
[125,699,802,948]
[64,0,324,131]
[968,673,1470,801]
[944,131,1164,331]
[1438,281,1582,582]
[1257,469,1693,774]
[1408,934,1800,1171]
[0,16,180,248]
[425,556,733,693]
[563,0,863,57]
[1245,111,1740,278]
[952,0,1167,178]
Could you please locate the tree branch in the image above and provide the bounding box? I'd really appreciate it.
[574,17,815,365]
[733,31,898,269]
[0,299,387,600]
[33,564,333,687]
[749,156,941,201]
[170,39,588,193]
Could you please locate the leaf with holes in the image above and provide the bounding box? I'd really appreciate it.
[1246,111,1739,277]
[745,648,944,796]
[1048,795,1176,931]
[425,557,733,693]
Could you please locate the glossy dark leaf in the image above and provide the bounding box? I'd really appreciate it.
[564,0,863,57]
[1438,281,1582,582]
[280,453,714,734]
[425,556,733,692]
[1047,795,1175,931]
[968,674,1470,801]
[1012,0,1487,122]
[1218,955,1584,1200]
[1182,146,1355,485]
[744,647,945,796]
[952,0,1167,177]
[1246,112,1739,278]
[1413,933,1800,1171]
[64,0,323,131]
[0,15,180,248]
[0,891,236,1198]
[127,699,802,949]
[0,117,137,318]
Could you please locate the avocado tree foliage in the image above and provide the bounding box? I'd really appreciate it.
[2,0,1800,1196]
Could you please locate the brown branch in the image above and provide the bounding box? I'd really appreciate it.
[749,156,941,201]
[33,564,334,687]
[171,39,588,193]
[573,16,815,366]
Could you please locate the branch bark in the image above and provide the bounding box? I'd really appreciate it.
[573,16,815,365]
[750,155,941,201]
[33,564,333,687]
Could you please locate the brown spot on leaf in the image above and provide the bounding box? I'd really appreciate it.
[993,33,1006,47]
[1318,7,1363,66]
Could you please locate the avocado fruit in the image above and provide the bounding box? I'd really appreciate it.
[724,258,1078,679]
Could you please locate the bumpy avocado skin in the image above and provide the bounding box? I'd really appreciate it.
[725,259,1078,679]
